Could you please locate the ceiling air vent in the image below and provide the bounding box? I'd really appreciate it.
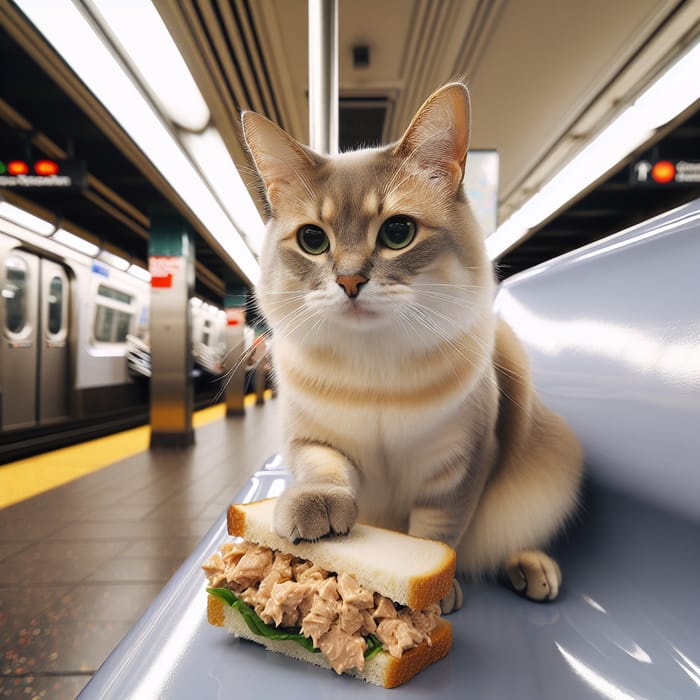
[339,97,391,152]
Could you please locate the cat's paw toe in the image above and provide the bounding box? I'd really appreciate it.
[440,578,463,614]
[506,550,562,601]
[274,485,357,542]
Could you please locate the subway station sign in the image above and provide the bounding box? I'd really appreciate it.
[0,158,86,189]
[631,159,700,186]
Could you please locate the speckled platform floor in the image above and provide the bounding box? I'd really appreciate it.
[0,398,282,700]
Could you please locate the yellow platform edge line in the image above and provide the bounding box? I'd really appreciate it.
[0,399,256,511]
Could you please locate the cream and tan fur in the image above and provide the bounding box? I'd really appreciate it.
[242,84,583,608]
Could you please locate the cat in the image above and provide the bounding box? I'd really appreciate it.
[241,83,583,610]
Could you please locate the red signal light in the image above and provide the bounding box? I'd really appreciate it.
[7,160,29,175]
[651,160,676,184]
[34,159,60,176]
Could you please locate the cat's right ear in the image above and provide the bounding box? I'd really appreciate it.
[241,111,319,209]
[393,83,471,190]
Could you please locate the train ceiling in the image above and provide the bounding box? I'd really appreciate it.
[1,0,700,303]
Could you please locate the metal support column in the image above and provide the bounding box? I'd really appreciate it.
[223,289,248,417]
[308,0,338,154]
[149,210,195,447]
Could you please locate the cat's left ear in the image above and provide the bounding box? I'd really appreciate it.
[393,83,471,189]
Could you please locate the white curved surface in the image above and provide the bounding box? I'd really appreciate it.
[496,200,700,521]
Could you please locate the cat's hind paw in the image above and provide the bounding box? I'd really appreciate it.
[505,550,562,601]
[274,484,357,542]
[440,578,464,614]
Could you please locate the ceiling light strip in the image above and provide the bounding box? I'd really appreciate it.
[15,0,260,285]
[0,201,55,235]
[53,227,100,256]
[181,128,264,255]
[88,0,210,132]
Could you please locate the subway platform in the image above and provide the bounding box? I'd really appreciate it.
[0,397,281,699]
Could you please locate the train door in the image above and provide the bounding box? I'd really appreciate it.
[39,259,70,423]
[1,250,70,430]
[2,250,39,429]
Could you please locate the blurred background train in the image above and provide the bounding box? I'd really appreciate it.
[0,215,234,462]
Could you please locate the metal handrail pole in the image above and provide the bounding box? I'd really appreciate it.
[308,0,338,155]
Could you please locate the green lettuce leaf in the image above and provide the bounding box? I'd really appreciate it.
[207,587,317,653]
[207,587,384,660]
[364,633,384,661]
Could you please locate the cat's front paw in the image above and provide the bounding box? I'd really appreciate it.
[274,484,358,542]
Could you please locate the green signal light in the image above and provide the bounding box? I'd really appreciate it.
[0,162,6,175]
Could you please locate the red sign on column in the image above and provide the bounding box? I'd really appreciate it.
[226,308,245,326]
[149,256,181,288]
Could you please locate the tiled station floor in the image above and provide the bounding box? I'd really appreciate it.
[0,398,282,699]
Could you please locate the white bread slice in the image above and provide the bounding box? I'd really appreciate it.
[207,594,452,688]
[227,498,456,609]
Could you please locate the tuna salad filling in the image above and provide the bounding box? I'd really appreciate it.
[203,541,441,674]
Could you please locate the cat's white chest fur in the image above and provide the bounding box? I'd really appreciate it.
[275,335,482,529]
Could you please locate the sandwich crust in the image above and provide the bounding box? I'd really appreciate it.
[207,591,226,627]
[383,616,452,688]
[227,503,246,541]
[407,564,456,611]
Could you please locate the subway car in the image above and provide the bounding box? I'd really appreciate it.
[0,215,228,462]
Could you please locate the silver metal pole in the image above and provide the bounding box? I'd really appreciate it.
[308,0,338,154]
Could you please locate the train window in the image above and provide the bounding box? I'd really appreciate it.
[202,319,211,345]
[94,306,133,343]
[3,255,27,334]
[93,283,134,344]
[47,276,64,335]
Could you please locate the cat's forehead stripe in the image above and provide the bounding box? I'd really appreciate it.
[362,190,381,218]
[320,197,336,222]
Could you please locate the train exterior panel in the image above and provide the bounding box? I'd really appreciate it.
[75,266,149,389]
[73,258,150,420]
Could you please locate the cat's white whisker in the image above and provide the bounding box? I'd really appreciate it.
[298,311,328,347]
[412,290,474,307]
[397,308,464,383]
[403,302,528,410]
[212,341,260,403]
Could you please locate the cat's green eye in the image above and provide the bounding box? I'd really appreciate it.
[378,216,416,250]
[297,225,330,255]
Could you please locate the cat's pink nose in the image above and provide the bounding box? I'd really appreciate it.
[336,274,368,298]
